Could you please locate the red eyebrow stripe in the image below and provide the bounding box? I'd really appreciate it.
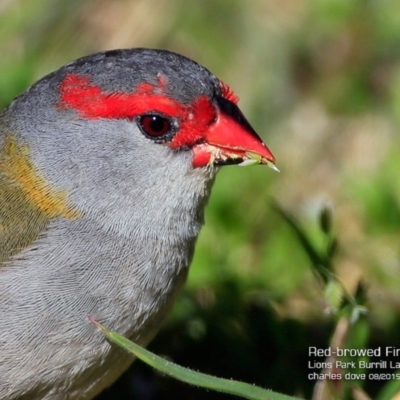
[58,73,219,150]
[58,74,184,119]
[170,96,216,148]
[220,82,239,104]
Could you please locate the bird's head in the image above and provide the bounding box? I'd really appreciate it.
[56,49,276,170]
[3,49,276,229]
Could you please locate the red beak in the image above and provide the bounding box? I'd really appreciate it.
[192,96,277,170]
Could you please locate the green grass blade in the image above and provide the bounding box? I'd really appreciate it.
[90,318,301,400]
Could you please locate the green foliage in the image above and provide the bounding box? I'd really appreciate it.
[91,318,300,400]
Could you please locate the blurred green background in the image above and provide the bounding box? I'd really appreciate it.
[2,0,400,399]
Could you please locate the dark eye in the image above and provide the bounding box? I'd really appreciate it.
[139,114,172,138]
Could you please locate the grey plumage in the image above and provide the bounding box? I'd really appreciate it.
[0,48,274,399]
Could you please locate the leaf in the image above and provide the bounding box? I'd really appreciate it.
[319,204,333,235]
[271,201,330,281]
[89,318,301,400]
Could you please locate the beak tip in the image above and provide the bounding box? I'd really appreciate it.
[267,161,280,173]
